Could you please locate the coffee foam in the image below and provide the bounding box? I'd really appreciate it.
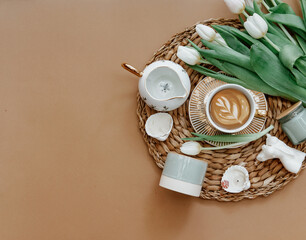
[209,89,251,130]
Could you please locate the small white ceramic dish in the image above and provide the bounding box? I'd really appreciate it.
[145,113,173,141]
[221,165,251,193]
[122,61,191,111]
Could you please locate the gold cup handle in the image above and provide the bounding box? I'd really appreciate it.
[255,109,267,118]
[121,63,143,77]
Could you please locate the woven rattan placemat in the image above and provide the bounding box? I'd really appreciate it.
[136,18,306,202]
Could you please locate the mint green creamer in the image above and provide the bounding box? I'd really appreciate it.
[277,101,306,145]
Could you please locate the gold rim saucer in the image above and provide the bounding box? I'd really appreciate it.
[188,77,268,147]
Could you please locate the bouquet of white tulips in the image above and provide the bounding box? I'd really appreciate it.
[177,0,306,106]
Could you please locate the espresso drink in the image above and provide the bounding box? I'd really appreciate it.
[209,89,251,130]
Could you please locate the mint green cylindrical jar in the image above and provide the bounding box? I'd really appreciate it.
[159,152,208,197]
[277,101,306,145]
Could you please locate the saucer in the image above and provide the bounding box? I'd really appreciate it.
[188,77,268,147]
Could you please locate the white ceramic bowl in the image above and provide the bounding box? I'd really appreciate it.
[145,113,173,141]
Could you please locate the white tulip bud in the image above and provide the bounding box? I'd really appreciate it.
[224,0,246,14]
[177,46,201,65]
[245,0,263,7]
[244,13,268,39]
[213,33,228,46]
[180,141,202,156]
[196,24,216,42]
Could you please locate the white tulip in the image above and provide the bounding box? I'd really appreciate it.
[180,141,202,156]
[245,0,263,7]
[196,24,216,42]
[224,0,246,14]
[213,33,228,46]
[177,46,201,65]
[244,13,268,39]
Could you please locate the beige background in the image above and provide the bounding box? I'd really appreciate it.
[0,0,305,239]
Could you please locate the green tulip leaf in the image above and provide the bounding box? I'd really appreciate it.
[296,34,306,53]
[291,68,306,88]
[268,2,306,39]
[221,62,281,96]
[279,44,304,70]
[257,1,304,40]
[265,13,306,32]
[266,33,293,48]
[218,25,282,54]
[203,57,228,73]
[295,56,306,76]
[215,25,259,47]
[269,3,296,15]
[189,39,254,71]
[260,38,279,55]
[212,25,250,56]
[259,33,296,55]
[289,27,306,40]
[250,43,306,105]
[203,55,282,97]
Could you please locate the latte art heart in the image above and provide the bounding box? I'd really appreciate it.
[210,89,251,130]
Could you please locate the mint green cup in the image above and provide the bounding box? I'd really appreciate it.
[159,152,208,197]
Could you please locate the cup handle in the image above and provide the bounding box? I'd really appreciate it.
[255,109,267,118]
[121,63,143,77]
[252,93,267,118]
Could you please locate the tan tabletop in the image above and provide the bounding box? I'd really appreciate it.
[0,0,305,239]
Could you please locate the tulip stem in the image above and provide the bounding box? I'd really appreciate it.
[200,142,248,151]
[262,1,270,10]
[271,0,277,7]
[242,10,249,18]
[262,0,297,45]
[278,23,298,45]
[199,59,211,64]
[263,35,280,52]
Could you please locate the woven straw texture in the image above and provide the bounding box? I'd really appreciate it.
[136,18,306,201]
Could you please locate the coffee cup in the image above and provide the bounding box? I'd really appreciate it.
[204,84,263,133]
